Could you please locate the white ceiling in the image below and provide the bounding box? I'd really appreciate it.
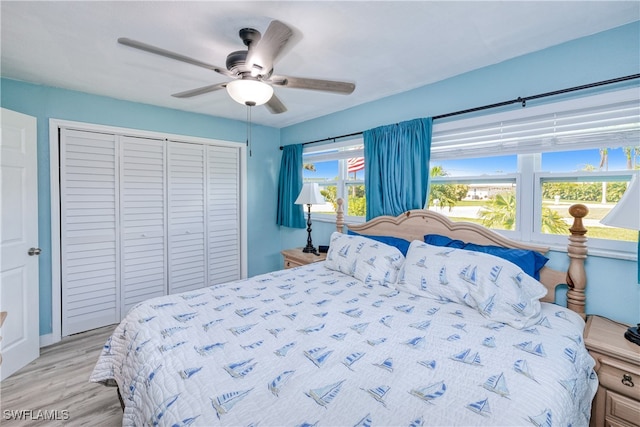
[2,1,638,128]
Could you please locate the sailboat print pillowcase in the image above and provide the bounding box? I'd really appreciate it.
[398,241,547,328]
[325,232,405,286]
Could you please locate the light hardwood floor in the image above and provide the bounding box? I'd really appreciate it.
[1,325,123,426]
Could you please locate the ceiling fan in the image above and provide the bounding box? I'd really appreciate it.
[118,20,356,114]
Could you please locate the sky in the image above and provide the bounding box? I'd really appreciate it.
[304,147,637,180]
[440,147,634,176]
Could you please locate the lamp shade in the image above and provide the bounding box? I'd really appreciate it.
[600,174,640,231]
[226,79,274,106]
[295,183,325,205]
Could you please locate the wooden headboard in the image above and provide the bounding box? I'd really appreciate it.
[334,199,589,318]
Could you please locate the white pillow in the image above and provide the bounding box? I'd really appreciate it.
[325,232,404,286]
[399,241,547,328]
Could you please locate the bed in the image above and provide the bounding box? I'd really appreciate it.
[91,202,596,426]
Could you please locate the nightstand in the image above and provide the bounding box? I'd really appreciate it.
[281,248,327,269]
[584,315,640,427]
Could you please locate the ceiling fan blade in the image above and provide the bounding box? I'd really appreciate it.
[264,93,287,114]
[245,20,293,76]
[118,37,234,77]
[171,83,227,98]
[268,75,355,94]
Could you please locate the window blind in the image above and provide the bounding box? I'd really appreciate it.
[431,88,639,159]
[303,143,364,162]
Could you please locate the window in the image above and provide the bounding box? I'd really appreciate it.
[429,155,518,230]
[432,150,638,251]
[430,87,639,256]
[300,87,639,257]
[302,140,366,221]
[539,147,638,245]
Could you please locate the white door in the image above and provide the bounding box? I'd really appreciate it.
[55,124,244,335]
[167,141,207,294]
[60,129,119,335]
[0,108,39,381]
[207,145,241,285]
[120,136,167,313]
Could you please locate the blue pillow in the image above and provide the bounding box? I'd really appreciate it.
[347,230,411,256]
[423,234,549,280]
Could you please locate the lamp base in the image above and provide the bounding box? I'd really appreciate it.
[302,203,318,255]
[301,245,318,255]
[625,325,640,346]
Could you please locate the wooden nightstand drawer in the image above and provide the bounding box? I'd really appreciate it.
[281,248,327,269]
[585,316,640,427]
[605,417,637,427]
[284,259,304,269]
[605,390,640,427]
[597,356,640,402]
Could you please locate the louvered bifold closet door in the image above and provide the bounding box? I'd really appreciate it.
[167,142,207,294]
[207,145,241,284]
[120,136,167,314]
[61,129,119,336]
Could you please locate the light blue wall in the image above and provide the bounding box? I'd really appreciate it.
[1,79,283,335]
[280,22,640,325]
[2,22,639,336]
[282,23,640,146]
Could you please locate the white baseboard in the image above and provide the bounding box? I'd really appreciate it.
[39,333,58,348]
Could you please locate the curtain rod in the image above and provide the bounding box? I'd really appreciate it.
[279,73,640,150]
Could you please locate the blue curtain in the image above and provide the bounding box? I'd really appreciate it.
[276,144,306,228]
[364,117,432,220]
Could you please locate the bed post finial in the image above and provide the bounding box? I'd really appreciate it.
[566,204,589,319]
[336,198,345,233]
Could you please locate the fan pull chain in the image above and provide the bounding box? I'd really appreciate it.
[246,104,252,157]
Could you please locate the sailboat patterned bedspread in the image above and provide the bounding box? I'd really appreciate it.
[91,262,597,426]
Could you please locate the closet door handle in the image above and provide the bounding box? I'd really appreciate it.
[28,247,42,256]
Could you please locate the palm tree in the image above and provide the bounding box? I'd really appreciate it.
[478,193,568,233]
[478,193,516,229]
[623,146,640,170]
[428,166,467,210]
[599,148,609,203]
[540,208,569,234]
[321,186,337,210]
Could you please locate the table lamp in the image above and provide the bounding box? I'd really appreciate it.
[294,183,325,254]
[600,173,640,345]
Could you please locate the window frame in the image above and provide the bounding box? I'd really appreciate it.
[430,157,638,259]
[428,174,521,239]
[300,87,639,260]
[302,138,366,224]
[533,170,637,258]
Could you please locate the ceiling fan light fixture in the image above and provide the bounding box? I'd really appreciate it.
[226,79,273,106]
[119,20,355,115]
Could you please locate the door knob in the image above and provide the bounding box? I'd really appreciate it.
[28,247,42,256]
